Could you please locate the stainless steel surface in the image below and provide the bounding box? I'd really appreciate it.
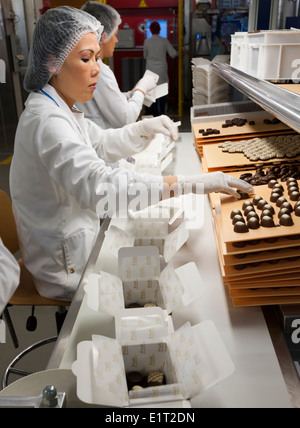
[211,61,300,134]
[0,390,66,408]
[46,217,111,370]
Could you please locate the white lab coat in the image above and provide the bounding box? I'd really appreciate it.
[143,35,178,85]
[0,237,20,315]
[76,59,144,129]
[10,84,163,301]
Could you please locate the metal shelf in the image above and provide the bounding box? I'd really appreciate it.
[211,61,300,134]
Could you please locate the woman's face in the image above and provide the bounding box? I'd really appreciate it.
[100,28,119,59]
[49,33,101,109]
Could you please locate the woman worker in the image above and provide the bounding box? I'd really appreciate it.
[77,1,157,129]
[10,6,252,302]
[143,21,178,116]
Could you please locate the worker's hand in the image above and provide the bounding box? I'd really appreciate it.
[135,75,157,95]
[139,115,179,141]
[179,171,254,199]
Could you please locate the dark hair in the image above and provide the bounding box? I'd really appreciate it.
[150,21,160,35]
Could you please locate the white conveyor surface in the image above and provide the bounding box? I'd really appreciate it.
[54,133,294,408]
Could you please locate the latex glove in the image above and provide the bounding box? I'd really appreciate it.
[139,115,179,141]
[179,171,254,199]
[135,75,157,95]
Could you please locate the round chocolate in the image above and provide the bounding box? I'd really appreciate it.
[127,371,144,389]
[270,192,280,202]
[288,186,299,195]
[278,208,291,218]
[234,221,249,233]
[253,196,263,205]
[294,206,300,216]
[246,211,259,220]
[273,183,284,192]
[276,197,287,207]
[267,180,277,188]
[230,209,242,219]
[279,214,294,226]
[242,201,254,211]
[263,204,275,215]
[257,199,268,210]
[232,215,245,225]
[261,209,274,218]
[286,177,298,186]
[244,206,255,216]
[294,200,300,210]
[232,241,247,248]
[261,215,275,227]
[247,217,260,229]
[290,191,300,201]
[281,201,293,213]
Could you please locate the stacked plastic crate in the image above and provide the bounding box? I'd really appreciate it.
[230,29,300,80]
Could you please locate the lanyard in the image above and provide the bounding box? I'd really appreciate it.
[39,89,60,107]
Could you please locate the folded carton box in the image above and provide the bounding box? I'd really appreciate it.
[72,312,235,407]
[104,220,189,262]
[85,246,205,315]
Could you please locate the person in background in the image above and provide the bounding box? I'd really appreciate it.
[0,237,20,315]
[143,21,178,116]
[77,1,157,129]
[10,6,253,302]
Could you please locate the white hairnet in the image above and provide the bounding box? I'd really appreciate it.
[81,1,121,44]
[24,6,103,92]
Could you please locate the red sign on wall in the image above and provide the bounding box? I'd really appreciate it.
[107,0,178,8]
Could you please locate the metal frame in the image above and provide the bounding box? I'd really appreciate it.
[211,61,300,133]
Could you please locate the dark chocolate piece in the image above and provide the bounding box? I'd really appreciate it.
[276,197,287,207]
[261,215,275,227]
[230,209,242,219]
[279,214,294,226]
[252,196,263,205]
[247,217,260,229]
[257,199,268,210]
[127,371,144,389]
[234,221,249,233]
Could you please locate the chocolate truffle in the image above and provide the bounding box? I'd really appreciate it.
[294,206,300,216]
[290,191,300,201]
[276,197,287,207]
[281,201,293,213]
[278,208,291,218]
[273,183,284,192]
[261,209,274,219]
[246,211,259,220]
[268,180,277,188]
[244,205,255,216]
[257,199,268,210]
[279,214,294,226]
[242,201,254,211]
[126,371,144,389]
[247,217,260,229]
[232,215,245,225]
[270,192,281,202]
[261,215,275,227]
[253,196,263,205]
[230,209,242,219]
[288,186,299,195]
[234,221,249,233]
[263,204,275,214]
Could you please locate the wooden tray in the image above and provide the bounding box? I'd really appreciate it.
[192,113,293,143]
[231,295,300,307]
[220,182,300,244]
[202,142,300,172]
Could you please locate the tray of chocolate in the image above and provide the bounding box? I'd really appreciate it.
[211,175,300,307]
[201,134,300,172]
[193,112,295,157]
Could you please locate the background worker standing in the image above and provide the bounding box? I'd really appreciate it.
[143,21,178,116]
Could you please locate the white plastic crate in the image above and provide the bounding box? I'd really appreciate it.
[230,29,300,79]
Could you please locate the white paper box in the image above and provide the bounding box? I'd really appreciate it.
[104,220,189,262]
[71,319,235,407]
[84,256,206,315]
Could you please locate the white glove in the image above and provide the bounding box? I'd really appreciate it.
[179,171,254,199]
[139,115,179,141]
[135,75,157,95]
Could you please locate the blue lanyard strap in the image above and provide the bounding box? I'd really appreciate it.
[40,89,60,107]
